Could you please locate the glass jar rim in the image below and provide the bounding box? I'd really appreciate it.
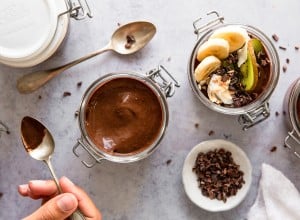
[78,72,169,163]
[288,78,300,134]
[188,24,280,115]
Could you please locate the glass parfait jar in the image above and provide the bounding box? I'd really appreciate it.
[73,66,180,168]
[187,12,280,130]
[283,78,300,159]
[0,0,92,68]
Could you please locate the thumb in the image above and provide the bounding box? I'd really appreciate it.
[24,193,78,220]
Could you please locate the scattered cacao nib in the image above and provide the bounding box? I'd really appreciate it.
[295,46,299,50]
[270,146,277,152]
[167,57,171,62]
[166,159,172,165]
[0,121,9,137]
[63,92,71,97]
[282,65,287,73]
[77,81,82,88]
[286,58,290,64]
[208,130,215,136]
[74,111,79,118]
[0,192,3,198]
[193,148,245,203]
[279,46,287,51]
[223,134,232,139]
[38,95,42,99]
[125,35,136,49]
[275,111,279,117]
[194,123,199,128]
[283,111,286,116]
[272,34,279,42]
[117,22,121,26]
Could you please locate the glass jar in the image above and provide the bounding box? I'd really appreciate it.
[283,78,300,159]
[187,12,280,130]
[73,66,180,168]
[0,0,92,68]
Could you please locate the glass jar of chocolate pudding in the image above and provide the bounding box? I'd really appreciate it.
[73,66,179,167]
[187,12,279,130]
[283,78,300,159]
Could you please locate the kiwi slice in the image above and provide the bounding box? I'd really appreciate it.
[240,40,258,91]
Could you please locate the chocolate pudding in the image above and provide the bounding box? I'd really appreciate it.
[85,77,163,155]
[21,117,46,152]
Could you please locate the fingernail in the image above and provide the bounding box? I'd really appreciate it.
[57,194,77,212]
[18,184,28,193]
[62,176,74,186]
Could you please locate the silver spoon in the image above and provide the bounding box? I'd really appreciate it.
[17,21,156,94]
[20,116,85,220]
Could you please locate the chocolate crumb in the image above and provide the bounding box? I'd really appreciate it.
[295,46,299,50]
[272,34,279,42]
[279,46,287,51]
[275,111,279,117]
[38,95,42,99]
[117,22,121,26]
[63,92,71,97]
[6,130,10,135]
[167,57,171,62]
[125,35,136,49]
[77,82,82,88]
[270,146,277,152]
[75,111,79,118]
[283,111,286,116]
[223,134,232,139]
[208,130,215,136]
[0,192,3,198]
[195,123,199,128]
[286,58,290,64]
[166,159,172,165]
[282,65,287,73]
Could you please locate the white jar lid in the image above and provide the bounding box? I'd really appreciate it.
[0,0,62,61]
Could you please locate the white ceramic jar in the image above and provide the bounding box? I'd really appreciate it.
[0,0,91,68]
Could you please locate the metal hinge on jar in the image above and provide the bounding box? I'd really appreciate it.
[60,0,92,20]
[238,102,270,130]
[285,130,300,159]
[193,11,224,37]
[146,65,180,98]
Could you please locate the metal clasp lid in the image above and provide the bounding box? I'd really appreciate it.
[284,130,300,159]
[238,102,270,130]
[193,11,224,37]
[146,65,180,98]
[73,138,104,168]
[60,0,92,20]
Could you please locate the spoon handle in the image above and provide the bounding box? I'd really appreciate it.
[17,43,112,94]
[44,158,62,193]
[44,158,86,220]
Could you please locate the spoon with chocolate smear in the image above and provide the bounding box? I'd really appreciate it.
[17,21,157,94]
[20,116,86,220]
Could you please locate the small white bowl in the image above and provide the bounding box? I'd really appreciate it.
[182,139,252,212]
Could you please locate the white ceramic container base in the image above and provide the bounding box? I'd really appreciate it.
[182,139,252,212]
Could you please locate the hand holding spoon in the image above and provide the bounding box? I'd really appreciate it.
[20,116,85,220]
[17,21,156,94]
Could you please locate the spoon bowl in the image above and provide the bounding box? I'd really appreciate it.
[17,21,156,94]
[20,116,86,220]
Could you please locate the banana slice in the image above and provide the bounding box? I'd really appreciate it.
[194,56,221,82]
[197,38,230,61]
[210,26,248,52]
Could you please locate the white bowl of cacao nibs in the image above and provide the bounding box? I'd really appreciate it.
[182,139,252,212]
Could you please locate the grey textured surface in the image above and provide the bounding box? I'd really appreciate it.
[0,0,300,219]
